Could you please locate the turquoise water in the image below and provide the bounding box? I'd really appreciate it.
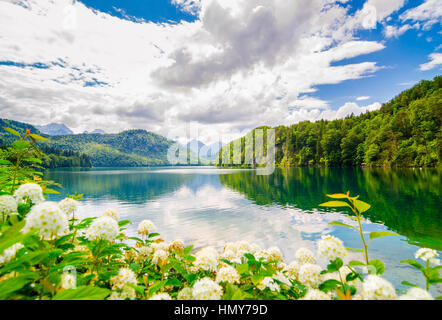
[44,167,442,295]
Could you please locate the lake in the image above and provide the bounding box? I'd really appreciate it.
[44,166,442,295]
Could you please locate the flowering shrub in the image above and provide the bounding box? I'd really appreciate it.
[0,183,440,300]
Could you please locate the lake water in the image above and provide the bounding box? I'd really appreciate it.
[44,166,442,295]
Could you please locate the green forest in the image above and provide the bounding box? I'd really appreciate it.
[217,76,441,168]
[0,119,175,167]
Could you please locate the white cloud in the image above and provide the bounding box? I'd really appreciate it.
[356,96,370,101]
[420,53,442,71]
[383,24,413,38]
[0,0,392,144]
[401,0,442,29]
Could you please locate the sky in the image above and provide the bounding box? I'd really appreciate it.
[0,0,440,144]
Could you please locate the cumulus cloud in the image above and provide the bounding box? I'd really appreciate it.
[420,53,442,71]
[0,0,400,144]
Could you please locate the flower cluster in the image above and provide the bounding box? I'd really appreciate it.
[22,202,69,239]
[216,265,241,284]
[0,195,18,220]
[85,216,119,241]
[59,198,79,216]
[192,278,223,300]
[317,235,347,261]
[13,183,44,204]
[102,208,119,222]
[0,243,23,265]
[137,220,156,237]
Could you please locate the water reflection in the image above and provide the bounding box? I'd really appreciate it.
[219,167,442,249]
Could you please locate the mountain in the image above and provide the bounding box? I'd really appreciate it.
[35,123,73,136]
[217,76,442,168]
[186,139,224,161]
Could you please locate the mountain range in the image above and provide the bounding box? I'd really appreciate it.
[186,139,224,161]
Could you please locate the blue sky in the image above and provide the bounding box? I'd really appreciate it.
[0,0,440,143]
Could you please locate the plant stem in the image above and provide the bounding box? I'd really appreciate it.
[351,199,369,264]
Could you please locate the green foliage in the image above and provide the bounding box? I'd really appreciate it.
[0,127,59,194]
[218,76,442,168]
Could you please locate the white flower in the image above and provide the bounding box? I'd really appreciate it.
[108,287,136,300]
[0,243,24,265]
[102,208,119,222]
[13,183,44,204]
[283,261,300,281]
[295,248,316,265]
[0,195,18,218]
[137,220,157,237]
[22,202,69,240]
[257,246,283,262]
[220,249,242,264]
[273,272,292,289]
[177,287,194,300]
[216,266,240,284]
[110,268,137,290]
[298,264,322,288]
[149,293,172,300]
[137,246,154,262]
[399,287,433,300]
[192,278,223,300]
[85,216,119,242]
[61,273,76,290]
[317,235,347,261]
[302,289,331,300]
[360,275,397,300]
[152,249,169,266]
[258,277,280,292]
[58,198,78,216]
[415,248,439,265]
[152,242,170,252]
[194,247,219,272]
[169,239,185,253]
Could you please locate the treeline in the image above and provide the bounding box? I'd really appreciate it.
[39,146,92,168]
[218,76,441,168]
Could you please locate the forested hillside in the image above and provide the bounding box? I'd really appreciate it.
[218,76,441,168]
[46,130,174,167]
[0,119,92,168]
[0,119,176,167]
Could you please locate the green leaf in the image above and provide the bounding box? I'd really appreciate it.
[43,188,59,195]
[0,275,35,299]
[28,133,48,141]
[349,260,366,267]
[53,286,111,300]
[0,159,12,165]
[368,259,385,275]
[328,221,356,229]
[118,220,131,227]
[319,201,351,208]
[326,193,349,199]
[2,127,21,138]
[369,231,398,241]
[354,200,371,213]
[12,140,31,151]
[23,157,42,164]
[319,279,341,293]
[400,259,424,271]
[401,281,419,288]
